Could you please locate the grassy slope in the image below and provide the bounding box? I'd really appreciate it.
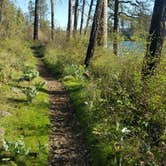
[0,39,50,165]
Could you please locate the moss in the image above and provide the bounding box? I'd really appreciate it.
[0,39,50,165]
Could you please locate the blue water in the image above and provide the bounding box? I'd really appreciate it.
[109,41,145,55]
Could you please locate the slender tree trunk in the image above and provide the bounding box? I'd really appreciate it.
[103,0,108,47]
[84,0,94,34]
[80,0,86,34]
[142,0,166,79]
[97,0,108,47]
[73,0,79,37]
[113,0,119,56]
[0,0,4,22]
[34,0,40,40]
[51,0,54,40]
[84,0,103,67]
[67,0,72,39]
[97,3,104,46]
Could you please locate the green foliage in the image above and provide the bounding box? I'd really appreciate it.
[43,36,87,76]
[63,64,86,79]
[22,86,38,102]
[0,39,49,165]
[44,36,166,165]
[35,81,46,91]
[20,67,39,81]
[0,0,26,39]
[2,138,29,156]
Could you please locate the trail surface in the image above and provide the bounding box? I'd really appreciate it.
[34,46,91,166]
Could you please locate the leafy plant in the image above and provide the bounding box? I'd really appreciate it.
[22,86,38,102]
[19,68,39,81]
[2,138,29,156]
[63,64,86,80]
[35,81,46,91]
[0,138,30,164]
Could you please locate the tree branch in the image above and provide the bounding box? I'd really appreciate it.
[119,12,138,19]
[119,1,139,8]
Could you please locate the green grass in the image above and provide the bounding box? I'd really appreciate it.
[0,39,50,165]
[43,37,166,165]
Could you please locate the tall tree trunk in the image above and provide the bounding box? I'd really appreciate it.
[80,0,86,34]
[97,3,104,46]
[113,0,119,56]
[103,0,108,48]
[142,0,166,79]
[84,0,103,67]
[97,0,108,47]
[73,0,79,37]
[34,0,40,40]
[84,0,94,35]
[0,0,4,22]
[67,0,72,39]
[51,0,54,40]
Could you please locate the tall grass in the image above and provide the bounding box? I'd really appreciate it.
[44,35,166,165]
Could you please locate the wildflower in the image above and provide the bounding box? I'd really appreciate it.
[121,127,131,134]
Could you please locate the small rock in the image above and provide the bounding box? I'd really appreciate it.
[0,111,12,118]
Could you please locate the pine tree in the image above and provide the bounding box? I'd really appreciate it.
[84,0,103,67]
[142,0,166,79]
[51,0,55,40]
[34,0,39,40]
[80,0,86,34]
[67,0,72,40]
[73,0,79,37]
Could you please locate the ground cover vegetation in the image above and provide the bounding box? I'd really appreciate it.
[0,1,49,165]
[0,0,166,165]
[44,34,166,165]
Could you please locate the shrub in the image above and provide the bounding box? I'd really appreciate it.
[19,67,39,82]
[22,86,38,103]
[43,36,166,165]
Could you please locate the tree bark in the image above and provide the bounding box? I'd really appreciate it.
[73,0,79,37]
[103,0,108,48]
[84,0,103,67]
[67,0,72,39]
[51,0,54,40]
[0,0,4,22]
[97,0,108,48]
[142,0,166,79]
[113,0,119,56]
[80,0,86,34]
[34,0,40,40]
[84,0,94,35]
[97,3,104,46]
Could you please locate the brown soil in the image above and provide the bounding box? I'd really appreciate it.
[38,58,91,166]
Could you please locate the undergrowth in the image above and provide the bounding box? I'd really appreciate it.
[44,37,166,166]
[0,38,50,165]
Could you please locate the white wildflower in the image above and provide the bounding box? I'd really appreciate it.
[121,127,131,134]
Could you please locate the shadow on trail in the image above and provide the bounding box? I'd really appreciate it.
[31,44,46,58]
[39,88,66,95]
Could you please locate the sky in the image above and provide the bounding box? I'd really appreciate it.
[15,0,69,28]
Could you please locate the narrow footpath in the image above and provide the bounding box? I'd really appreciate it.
[33,46,91,166]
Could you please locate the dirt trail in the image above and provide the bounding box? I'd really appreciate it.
[35,47,91,166]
